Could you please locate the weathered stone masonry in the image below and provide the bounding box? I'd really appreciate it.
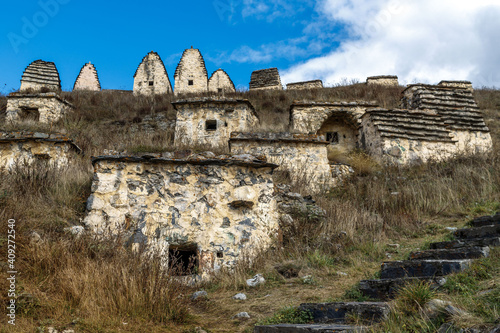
[290,101,378,155]
[20,60,61,92]
[359,109,458,165]
[229,132,333,192]
[133,51,173,96]
[249,68,283,91]
[401,83,491,154]
[208,69,236,94]
[286,80,323,90]
[83,153,279,275]
[366,75,399,86]
[173,98,259,149]
[74,62,101,91]
[6,92,73,124]
[174,47,208,95]
[0,131,81,171]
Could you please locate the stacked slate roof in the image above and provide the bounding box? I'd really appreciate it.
[402,84,489,133]
[363,109,455,143]
[249,68,282,89]
[20,60,61,91]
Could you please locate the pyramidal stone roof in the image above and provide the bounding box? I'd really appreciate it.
[174,47,208,79]
[249,67,282,90]
[362,109,456,143]
[133,51,173,94]
[208,69,236,92]
[402,83,489,132]
[73,62,101,91]
[20,60,61,92]
[133,51,169,78]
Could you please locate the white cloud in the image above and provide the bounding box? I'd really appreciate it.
[282,0,500,88]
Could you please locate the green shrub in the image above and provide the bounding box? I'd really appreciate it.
[257,306,313,325]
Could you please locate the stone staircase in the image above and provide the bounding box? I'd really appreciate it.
[254,213,500,332]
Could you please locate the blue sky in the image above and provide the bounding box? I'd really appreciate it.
[1,0,500,93]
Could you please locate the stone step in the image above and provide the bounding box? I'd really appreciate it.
[380,259,471,279]
[430,237,500,249]
[298,302,389,324]
[358,277,447,300]
[409,246,489,260]
[254,324,365,332]
[471,213,500,227]
[454,225,500,240]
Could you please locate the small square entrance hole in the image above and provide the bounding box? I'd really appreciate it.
[188,80,194,86]
[168,244,199,276]
[19,107,40,122]
[205,120,217,131]
[326,132,339,144]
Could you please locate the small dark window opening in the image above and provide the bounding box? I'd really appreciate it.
[217,251,224,258]
[188,80,194,86]
[217,88,223,93]
[19,108,40,122]
[168,245,198,276]
[148,81,154,86]
[326,132,339,144]
[205,120,217,131]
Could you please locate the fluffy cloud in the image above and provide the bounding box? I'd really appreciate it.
[282,0,500,88]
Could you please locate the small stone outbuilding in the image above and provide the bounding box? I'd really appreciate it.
[402,83,491,153]
[208,69,236,94]
[359,109,458,165]
[83,153,279,276]
[173,98,259,149]
[0,131,81,171]
[366,75,399,86]
[6,92,73,124]
[20,60,61,92]
[229,132,333,192]
[73,62,101,91]
[174,47,208,95]
[133,51,173,96]
[286,80,323,90]
[249,68,283,91]
[290,101,378,156]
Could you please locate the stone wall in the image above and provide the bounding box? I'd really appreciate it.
[290,101,378,134]
[6,93,73,124]
[208,69,236,94]
[83,153,279,275]
[366,75,399,86]
[20,60,61,92]
[249,68,283,90]
[360,109,462,165]
[229,132,333,193]
[401,83,491,154]
[438,80,473,90]
[133,52,173,96]
[73,62,101,91]
[174,47,208,95]
[173,98,259,149]
[0,131,81,171]
[286,80,323,90]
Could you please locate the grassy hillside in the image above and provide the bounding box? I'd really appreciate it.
[0,85,499,332]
